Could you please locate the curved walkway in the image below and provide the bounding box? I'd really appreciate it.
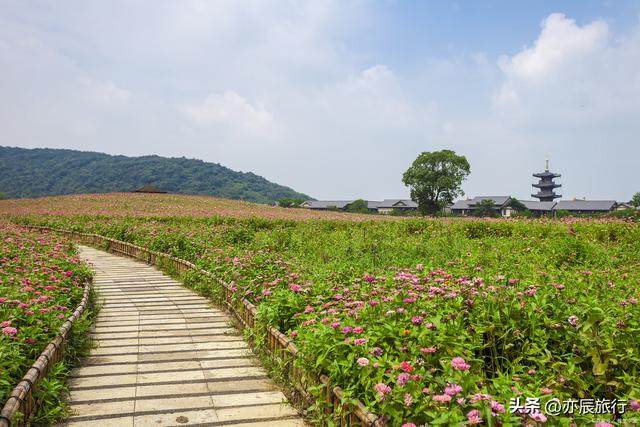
[64,245,305,427]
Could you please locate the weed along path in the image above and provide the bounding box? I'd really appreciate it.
[64,245,306,427]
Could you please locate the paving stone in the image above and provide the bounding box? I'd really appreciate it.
[64,416,135,426]
[68,399,135,418]
[63,246,304,425]
[215,402,299,422]
[133,408,219,426]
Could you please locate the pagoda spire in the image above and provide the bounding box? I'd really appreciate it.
[532,158,561,202]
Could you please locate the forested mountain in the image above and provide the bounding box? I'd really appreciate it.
[0,146,309,203]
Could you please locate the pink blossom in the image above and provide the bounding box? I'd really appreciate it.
[289,283,301,292]
[374,383,392,400]
[432,394,452,403]
[541,388,553,395]
[420,346,437,353]
[470,393,492,403]
[0,321,11,328]
[529,411,547,422]
[401,424,416,427]
[444,384,462,396]
[411,316,423,325]
[490,400,505,414]
[330,322,340,329]
[357,357,369,366]
[450,357,471,371]
[2,326,17,336]
[353,326,364,334]
[353,338,366,346]
[568,315,578,327]
[289,330,298,337]
[404,393,413,407]
[630,400,640,412]
[466,409,483,425]
[594,423,614,427]
[342,326,353,334]
[397,373,410,386]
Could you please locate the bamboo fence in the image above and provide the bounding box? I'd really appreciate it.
[0,276,92,427]
[26,226,382,426]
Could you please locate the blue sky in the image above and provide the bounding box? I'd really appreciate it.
[1,1,639,201]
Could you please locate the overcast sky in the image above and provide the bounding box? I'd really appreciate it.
[1,1,639,200]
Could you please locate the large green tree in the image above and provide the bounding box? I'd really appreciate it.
[402,150,470,215]
[473,199,499,217]
[632,192,640,208]
[346,199,370,214]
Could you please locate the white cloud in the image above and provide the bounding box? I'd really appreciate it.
[498,13,609,80]
[0,4,638,201]
[80,79,130,106]
[180,91,272,129]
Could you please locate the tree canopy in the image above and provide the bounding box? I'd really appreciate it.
[632,192,640,207]
[402,150,470,215]
[473,199,499,217]
[508,198,529,212]
[0,146,309,204]
[346,199,370,214]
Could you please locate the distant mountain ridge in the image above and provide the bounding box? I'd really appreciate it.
[0,146,310,203]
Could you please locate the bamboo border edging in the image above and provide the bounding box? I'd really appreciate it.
[28,225,382,426]
[0,274,92,427]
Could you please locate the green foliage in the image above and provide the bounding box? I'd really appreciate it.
[9,212,640,425]
[346,199,371,214]
[0,192,7,200]
[632,192,640,208]
[0,225,96,425]
[0,146,309,203]
[402,150,470,216]
[554,209,571,218]
[508,197,529,212]
[278,198,305,208]
[473,199,499,217]
[609,208,640,220]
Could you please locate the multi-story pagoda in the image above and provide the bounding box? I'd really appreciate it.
[532,159,561,202]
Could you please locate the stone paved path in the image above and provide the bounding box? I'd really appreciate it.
[64,246,306,427]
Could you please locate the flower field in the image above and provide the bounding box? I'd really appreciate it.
[3,194,640,425]
[0,222,92,422]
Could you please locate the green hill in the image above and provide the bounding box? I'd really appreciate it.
[0,146,310,203]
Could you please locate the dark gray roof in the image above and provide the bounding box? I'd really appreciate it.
[450,199,472,210]
[133,184,167,193]
[302,200,353,209]
[519,200,557,211]
[303,199,416,210]
[468,196,511,207]
[378,199,418,208]
[555,200,617,211]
